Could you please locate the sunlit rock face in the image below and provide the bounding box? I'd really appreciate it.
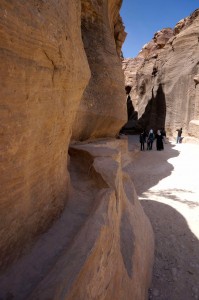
[160,9,199,138]
[0,0,90,269]
[122,55,145,114]
[72,0,127,141]
[123,9,199,139]
[0,1,155,298]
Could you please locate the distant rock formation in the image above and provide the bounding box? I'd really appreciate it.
[123,9,199,139]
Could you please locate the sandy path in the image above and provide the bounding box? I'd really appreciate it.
[128,136,199,300]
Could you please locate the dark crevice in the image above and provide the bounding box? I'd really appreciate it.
[121,84,166,134]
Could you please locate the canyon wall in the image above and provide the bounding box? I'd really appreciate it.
[0,1,154,298]
[26,140,154,300]
[72,0,127,141]
[0,0,90,269]
[123,9,199,139]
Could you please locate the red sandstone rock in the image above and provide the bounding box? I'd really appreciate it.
[0,1,155,299]
[0,0,90,269]
[72,0,127,141]
[27,140,154,300]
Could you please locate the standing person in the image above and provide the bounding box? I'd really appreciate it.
[147,135,150,150]
[143,129,147,141]
[176,128,182,143]
[161,128,167,143]
[139,130,146,151]
[156,130,164,150]
[147,129,155,150]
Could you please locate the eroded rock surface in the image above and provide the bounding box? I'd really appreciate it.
[0,0,90,269]
[0,1,154,298]
[123,9,199,140]
[0,140,154,300]
[72,0,127,141]
[122,28,173,119]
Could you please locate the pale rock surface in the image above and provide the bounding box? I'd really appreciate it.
[122,55,145,113]
[156,9,199,139]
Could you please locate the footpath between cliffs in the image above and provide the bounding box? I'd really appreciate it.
[128,135,199,300]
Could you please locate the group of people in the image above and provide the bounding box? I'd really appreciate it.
[139,128,166,151]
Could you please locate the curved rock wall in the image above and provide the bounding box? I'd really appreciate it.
[28,141,154,300]
[0,0,90,268]
[0,1,154,298]
[72,0,127,141]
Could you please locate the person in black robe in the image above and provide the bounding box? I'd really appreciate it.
[139,130,146,151]
[156,130,164,151]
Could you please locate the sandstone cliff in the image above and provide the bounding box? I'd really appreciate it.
[123,9,199,139]
[0,0,90,269]
[72,0,127,141]
[0,139,154,299]
[0,1,154,298]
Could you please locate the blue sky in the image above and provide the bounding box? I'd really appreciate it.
[120,0,199,58]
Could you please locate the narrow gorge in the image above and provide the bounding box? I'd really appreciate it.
[0,1,198,299]
[122,9,199,140]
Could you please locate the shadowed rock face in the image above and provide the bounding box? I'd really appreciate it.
[0,140,154,300]
[26,140,153,300]
[123,9,199,139]
[72,0,127,140]
[0,0,90,269]
[122,28,173,120]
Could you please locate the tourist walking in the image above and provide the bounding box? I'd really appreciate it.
[156,130,164,150]
[161,128,167,143]
[147,129,155,150]
[176,128,182,143]
[139,130,146,151]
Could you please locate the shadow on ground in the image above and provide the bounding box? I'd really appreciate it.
[143,200,199,300]
[126,135,199,299]
[125,135,180,195]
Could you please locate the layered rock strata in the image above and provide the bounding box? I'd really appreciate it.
[122,28,173,132]
[72,0,127,141]
[0,1,155,298]
[29,141,154,299]
[0,0,90,269]
[0,140,153,300]
[123,9,199,139]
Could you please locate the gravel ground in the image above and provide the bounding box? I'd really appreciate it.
[128,136,199,300]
